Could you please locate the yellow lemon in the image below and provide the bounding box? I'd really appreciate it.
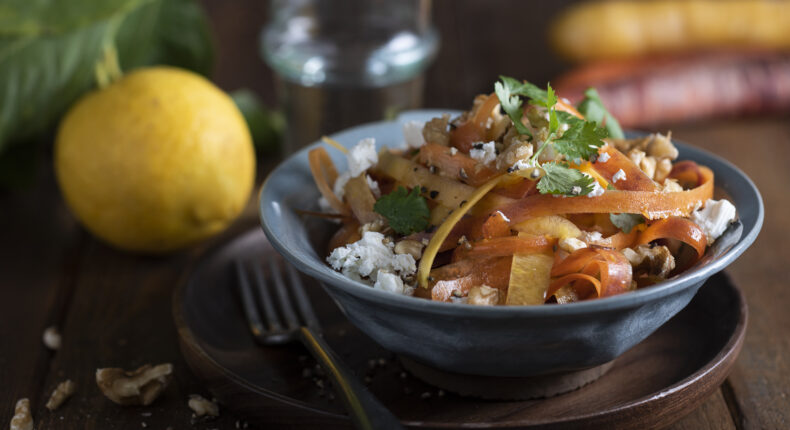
[55,66,255,253]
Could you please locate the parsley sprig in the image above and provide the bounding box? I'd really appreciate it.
[495,76,612,197]
[373,186,430,235]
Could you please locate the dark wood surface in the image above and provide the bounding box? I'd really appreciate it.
[1,1,789,429]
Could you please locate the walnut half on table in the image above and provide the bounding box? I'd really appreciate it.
[96,363,173,406]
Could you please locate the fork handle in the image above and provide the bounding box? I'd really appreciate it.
[299,327,405,430]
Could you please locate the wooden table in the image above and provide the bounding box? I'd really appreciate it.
[2,1,788,428]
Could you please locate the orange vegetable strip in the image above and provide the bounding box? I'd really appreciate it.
[481,212,512,239]
[547,273,602,300]
[550,248,632,298]
[321,136,349,154]
[452,235,556,262]
[308,147,349,215]
[669,160,704,189]
[343,175,381,224]
[449,94,500,152]
[592,145,658,191]
[499,166,713,223]
[585,230,639,250]
[429,257,511,302]
[327,220,361,253]
[637,216,707,258]
[417,143,498,187]
[556,97,585,119]
[419,175,504,288]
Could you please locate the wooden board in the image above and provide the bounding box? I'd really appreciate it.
[174,228,747,429]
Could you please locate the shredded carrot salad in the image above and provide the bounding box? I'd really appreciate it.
[310,77,736,306]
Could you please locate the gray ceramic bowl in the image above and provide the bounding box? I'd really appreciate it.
[259,110,762,377]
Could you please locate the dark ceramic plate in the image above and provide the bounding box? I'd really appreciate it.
[258,110,762,377]
[173,228,746,429]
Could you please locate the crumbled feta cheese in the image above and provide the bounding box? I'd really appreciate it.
[586,177,605,197]
[495,211,510,223]
[366,175,381,198]
[449,147,458,155]
[327,231,416,284]
[469,141,496,165]
[402,121,426,149]
[691,199,737,243]
[510,158,537,172]
[580,231,604,244]
[467,285,500,306]
[559,237,588,253]
[612,169,627,183]
[571,186,582,195]
[373,271,405,294]
[347,138,378,177]
[333,171,351,200]
[598,151,610,163]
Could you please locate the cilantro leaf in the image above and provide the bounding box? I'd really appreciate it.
[494,80,532,137]
[577,88,624,139]
[499,76,547,104]
[610,213,646,233]
[552,120,608,163]
[537,162,596,196]
[373,186,430,235]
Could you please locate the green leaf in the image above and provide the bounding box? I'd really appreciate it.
[373,186,430,235]
[494,80,532,137]
[552,120,608,162]
[610,213,646,233]
[231,89,284,155]
[0,0,213,157]
[577,88,624,139]
[537,162,596,196]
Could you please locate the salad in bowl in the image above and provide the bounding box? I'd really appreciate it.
[310,77,737,306]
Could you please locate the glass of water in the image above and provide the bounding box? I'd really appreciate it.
[261,0,439,153]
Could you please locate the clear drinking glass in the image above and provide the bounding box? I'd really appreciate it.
[261,0,439,153]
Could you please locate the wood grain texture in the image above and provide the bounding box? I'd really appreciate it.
[0,161,82,425]
[671,118,790,430]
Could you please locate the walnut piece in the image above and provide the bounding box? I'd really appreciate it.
[188,394,219,418]
[42,326,61,350]
[394,239,424,260]
[422,114,450,146]
[96,363,173,406]
[622,244,676,279]
[467,285,500,306]
[10,398,33,430]
[45,379,76,411]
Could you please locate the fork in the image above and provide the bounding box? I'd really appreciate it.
[235,258,405,430]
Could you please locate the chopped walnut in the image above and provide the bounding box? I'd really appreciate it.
[627,149,657,179]
[10,398,33,430]
[422,114,450,146]
[45,379,76,411]
[96,363,173,406]
[661,179,684,193]
[558,237,588,253]
[359,219,387,235]
[646,132,678,160]
[622,245,676,279]
[467,285,500,306]
[42,326,61,350]
[188,394,219,418]
[654,158,673,183]
[496,139,533,170]
[609,133,678,161]
[394,239,424,260]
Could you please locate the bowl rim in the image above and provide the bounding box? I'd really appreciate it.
[259,110,764,317]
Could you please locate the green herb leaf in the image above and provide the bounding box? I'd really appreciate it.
[373,186,430,235]
[0,0,213,159]
[537,162,596,196]
[552,120,609,163]
[494,80,532,137]
[610,213,646,233]
[577,88,624,139]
